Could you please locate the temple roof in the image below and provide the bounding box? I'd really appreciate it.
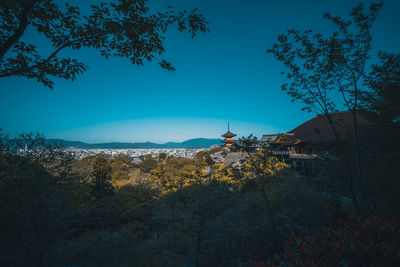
[289,111,373,142]
[271,133,303,146]
[222,130,237,138]
[260,134,279,143]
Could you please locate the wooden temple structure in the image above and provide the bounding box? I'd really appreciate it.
[222,111,372,175]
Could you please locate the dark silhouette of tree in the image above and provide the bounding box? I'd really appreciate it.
[267,2,383,212]
[363,52,400,124]
[237,134,258,153]
[0,132,76,267]
[89,157,113,199]
[0,0,209,88]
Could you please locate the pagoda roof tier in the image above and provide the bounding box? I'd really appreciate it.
[222,130,237,138]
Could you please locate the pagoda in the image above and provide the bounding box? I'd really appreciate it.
[221,123,237,146]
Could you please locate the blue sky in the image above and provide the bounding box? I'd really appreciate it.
[1,0,399,143]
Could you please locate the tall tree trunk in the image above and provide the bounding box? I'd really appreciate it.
[352,84,362,186]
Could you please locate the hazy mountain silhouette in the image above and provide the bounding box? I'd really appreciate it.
[46,138,221,149]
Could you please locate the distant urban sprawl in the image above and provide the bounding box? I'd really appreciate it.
[64,147,215,161]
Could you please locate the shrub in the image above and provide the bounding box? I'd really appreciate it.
[140,157,158,173]
[254,214,400,266]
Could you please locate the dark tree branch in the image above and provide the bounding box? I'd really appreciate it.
[0,0,37,59]
[0,34,101,78]
[0,1,209,88]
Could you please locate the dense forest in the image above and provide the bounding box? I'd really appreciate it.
[1,0,400,266]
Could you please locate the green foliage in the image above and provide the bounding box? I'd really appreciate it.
[111,169,130,189]
[112,169,130,181]
[1,131,399,266]
[242,149,290,183]
[167,157,195,170]
[0,0,209,88]
[195,150,214,165]
[150,164,168,187]
[242,149,290,241]
[2,3,400,266]
[267,2,386,214]
[363,52,400,123]
[140,157,158,173]
[110,154,133,170]
[267,2,383,115]
[89,157,113,199]
[151,158,243,194]
[0,134,78,266]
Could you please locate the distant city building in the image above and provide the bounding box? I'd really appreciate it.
[221,123,237,147]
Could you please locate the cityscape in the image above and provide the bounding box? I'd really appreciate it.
[65,147,211,161]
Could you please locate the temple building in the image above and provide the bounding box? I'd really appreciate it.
[221,123,237,146]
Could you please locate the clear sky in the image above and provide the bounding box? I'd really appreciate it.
[1,0,399,143]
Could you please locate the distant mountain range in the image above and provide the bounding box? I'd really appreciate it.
[46,138,222,149]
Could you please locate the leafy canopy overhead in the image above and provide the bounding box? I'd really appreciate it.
[267,2,383,114]
[0,0,209,88]
[363,52,400,123]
